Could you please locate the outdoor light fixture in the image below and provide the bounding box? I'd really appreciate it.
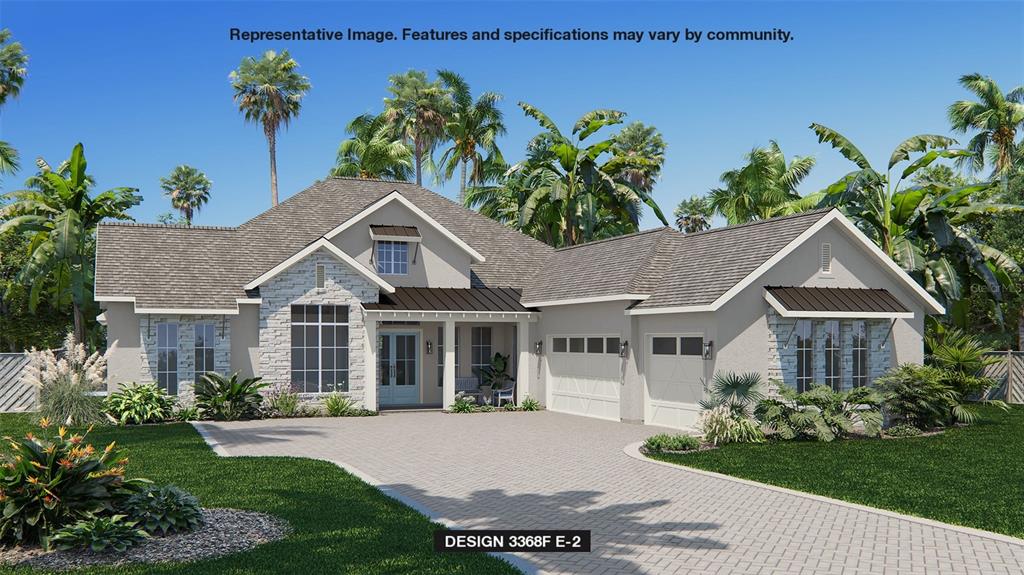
[618,340,629,358]
[534,340,543,355]
[703,340,714,360]
[425,340,433,355]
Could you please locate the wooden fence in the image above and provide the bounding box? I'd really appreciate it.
[983,351,1024,404]
[0,353,35,413]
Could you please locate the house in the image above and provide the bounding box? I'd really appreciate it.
[94,178,944,430]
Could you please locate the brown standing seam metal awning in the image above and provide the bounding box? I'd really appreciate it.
[363,287,533,313]
[764,286,913,318]
[369,225,421,239]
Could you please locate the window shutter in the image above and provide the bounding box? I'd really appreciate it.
[820,243,832,273]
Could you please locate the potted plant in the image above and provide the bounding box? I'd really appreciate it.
[476,353,512,405]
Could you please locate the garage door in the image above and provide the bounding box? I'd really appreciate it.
[546,335,622,421]
[645,334,706,430]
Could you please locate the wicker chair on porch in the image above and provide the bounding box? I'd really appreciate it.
[493,380,516,407]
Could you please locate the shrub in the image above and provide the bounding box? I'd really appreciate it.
[520,396,541,411]
[324,393,356,417]
[927,327,1002,397]
[700,371,766,416]
[699,405,765,445]
[175,405,199,422]
[872,364,966,428]
[0,419,147,548]
[119,484,203,536]
[502,403,519,412]
[449,395,477,413]
[478,404,495,412]
[194,372,269,421]
[264,383,301,418]
[885,423,924,438]
[24,333,112,426]
[105,383,175,425]
[754,384,883,442]
[644,433,701,453]
[51,515,149,553]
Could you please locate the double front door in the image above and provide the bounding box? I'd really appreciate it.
[378,332,419,406]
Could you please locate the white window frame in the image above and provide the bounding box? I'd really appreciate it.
[824,320,842,391]
[376,241,409,275]
[194,323,216,380]
[471,326,492,384]
[290,304,350,394]
[549,334,622,355]
[437,326,460,386]
[795,320,813,393]
[852,320,869,387]
[156,323,179,395]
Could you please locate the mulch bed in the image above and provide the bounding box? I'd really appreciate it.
[0,508,289,571]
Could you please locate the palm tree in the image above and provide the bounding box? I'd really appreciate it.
[230,50,310,207]
[811,123,1023,319]
[608,122,666,193]
[159,165,212,225]
[0,143,139,343]
[505,103,669,247]
[0,139,18,177]
[436,70,505,203]
[383,70,449,187]
[0,29,27,107]
[948,73,1024,177]
[329,113,413,180]
[707,141,816,224]
[674,195,713,233]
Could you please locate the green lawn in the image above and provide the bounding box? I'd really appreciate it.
[0,414,519,575]
[650,405,1024,538]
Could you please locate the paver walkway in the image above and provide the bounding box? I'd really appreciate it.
[199,410,1024,575]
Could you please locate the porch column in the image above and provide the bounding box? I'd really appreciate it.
[443,319,456,409]
[364,318,377,411]
[516,318,530,404]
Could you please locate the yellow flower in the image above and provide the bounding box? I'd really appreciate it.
[104,441,116,454]
[38,417,50,429]
[68,435,83,445]
[58,427,67,438]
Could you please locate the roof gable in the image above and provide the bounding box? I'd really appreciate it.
[244,238,395,292]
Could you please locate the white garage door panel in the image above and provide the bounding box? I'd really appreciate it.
[548,355,621,421]
[646,335,705,431]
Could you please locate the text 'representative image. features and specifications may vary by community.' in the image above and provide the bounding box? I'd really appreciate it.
[228,27,795,44]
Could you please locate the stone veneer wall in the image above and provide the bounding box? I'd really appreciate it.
[259,249,379,406]
[138,314,232,400]
[766,308,891,395]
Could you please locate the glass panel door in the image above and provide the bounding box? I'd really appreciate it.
[378,332,419,406]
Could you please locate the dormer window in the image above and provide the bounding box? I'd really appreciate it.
[377,241,409,275]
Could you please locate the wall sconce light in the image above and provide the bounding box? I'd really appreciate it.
[618,340,629,358]
[425,340,433,355]
[703,340,714,360]
[534,340,543,355]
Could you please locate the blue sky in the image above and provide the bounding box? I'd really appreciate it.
[2,1,1021,228]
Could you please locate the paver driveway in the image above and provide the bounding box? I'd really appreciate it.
[198,411,1024,575]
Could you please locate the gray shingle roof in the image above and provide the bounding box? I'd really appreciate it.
[520,208,833,309]
[95,178,554,310]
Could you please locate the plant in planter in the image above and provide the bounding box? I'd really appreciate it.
[194,372,269,421]
[105,382,176,425]
[475,353,513,405]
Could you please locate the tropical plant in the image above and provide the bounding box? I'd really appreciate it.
[502,402,519,412]
[51,514,149,552]
[383,70,450,186]
[608,121,667,194]
[872,363,972,428]
[811,124,1023,319]
[329,113,413,180]
[0,143,139,343]
[498,103,669,247]
[698,405,765,445]
[230,50,310,206]
[643,433,701,453]
[674,195,713,233]
[158,165,212,226]
[0,28,27,107]
[884,423,923,438]
[104,382,175,425]
[707,141,817,224]
[119,484,203,536]
[926,326,1002,397]
[24,332,112,425]
[175,405,199,422]
[754,384,883,442]
[193,372,268,421]
[475,352,512,390]
[0,419,146,548]
[0,231,74,352]
[947,73,1024,178]
[449,395,476,413]
[519,395,541,411]
[436,70,505,203]
[0,138,18,180]
[699,371,766,416]
[324,393,357,417]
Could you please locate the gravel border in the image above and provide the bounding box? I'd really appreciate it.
[1,508,289,571]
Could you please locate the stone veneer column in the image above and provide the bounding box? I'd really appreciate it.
[258,249,379,407]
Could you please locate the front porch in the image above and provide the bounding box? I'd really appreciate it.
[362,288,538,411]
